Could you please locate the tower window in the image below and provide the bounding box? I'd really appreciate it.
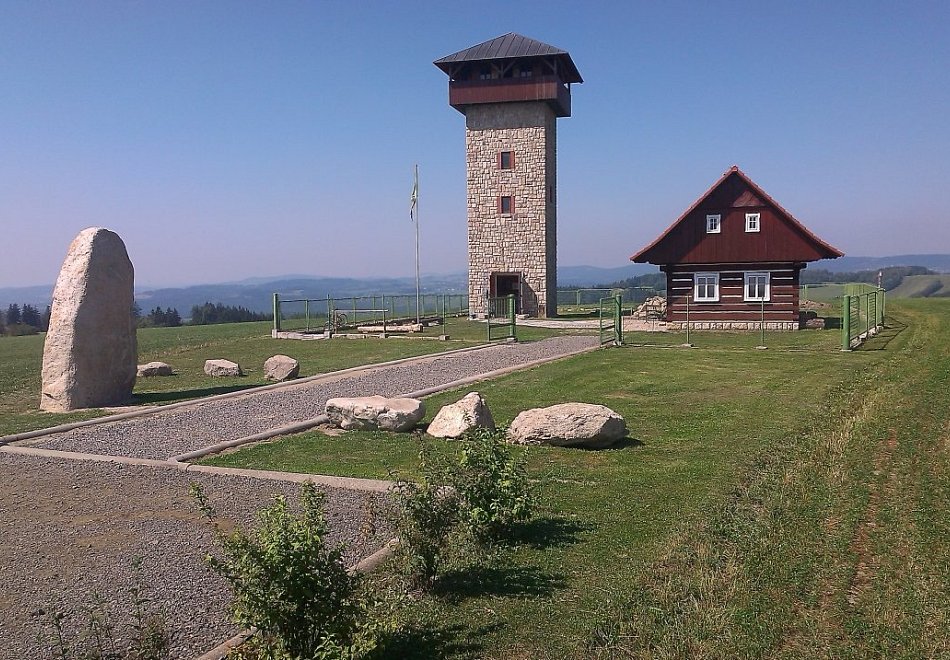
[500,151,513,169]
[500,196,513,215]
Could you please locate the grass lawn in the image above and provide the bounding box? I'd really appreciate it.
[0,317,577,437]
[205,300,949,658]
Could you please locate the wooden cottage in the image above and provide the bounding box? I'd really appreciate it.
[631,166,843,330]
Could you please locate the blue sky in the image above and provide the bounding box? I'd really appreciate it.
[2,1,948,287]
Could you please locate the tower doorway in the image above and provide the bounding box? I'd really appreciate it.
[490,272,522,314]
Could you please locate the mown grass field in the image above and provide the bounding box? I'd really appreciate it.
[207,300,949,658]
[0,317,570,437]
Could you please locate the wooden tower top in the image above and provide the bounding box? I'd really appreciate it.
[434,33,582,117]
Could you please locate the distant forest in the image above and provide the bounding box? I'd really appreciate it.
[0,301,271,337]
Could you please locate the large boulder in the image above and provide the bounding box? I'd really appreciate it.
[508,403,627,449]
[427,392,495,438]
[137,361,174,377]
[325,396,425,432]
[40,228,137,411]
[264,354,299,381]
[204,359,243,377]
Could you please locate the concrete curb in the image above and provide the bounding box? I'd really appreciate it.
[0,342,499,447]
[197,539,399,660]
[0,446,395,492]
[170,416,330,463]
[181,463,394,493]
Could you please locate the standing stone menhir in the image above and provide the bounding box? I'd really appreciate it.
[40,227,137,412]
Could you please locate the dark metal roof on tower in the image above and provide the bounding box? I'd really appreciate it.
[434,33,582,83]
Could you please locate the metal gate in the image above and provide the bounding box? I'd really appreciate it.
[487,294,516,341]
[599,294,623,347]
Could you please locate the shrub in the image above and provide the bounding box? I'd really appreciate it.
[191,482,369,659]
[448,426,535,544]
[387,442,460,591]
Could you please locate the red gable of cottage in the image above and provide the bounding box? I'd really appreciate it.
[631,166,843,266]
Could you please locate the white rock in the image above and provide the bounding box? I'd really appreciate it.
[40,228,137,411]
[137,362,174,377]
[427,392,495,438]
[508,403,627,449]
[204,359,243,377]
[264,354,299,381]
[325,395,425,432]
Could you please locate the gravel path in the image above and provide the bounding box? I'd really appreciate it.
[0,453,389,660]
[23,336,597,460]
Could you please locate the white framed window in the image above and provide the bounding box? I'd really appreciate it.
[745,212,761,232]
[694,272,720,302]
[706,213,721,233]
[744,272,770,301]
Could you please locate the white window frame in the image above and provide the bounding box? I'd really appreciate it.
[744,271,770,301]
[745,212,761,232]
[706,213,721,234]
[694,272,720,302]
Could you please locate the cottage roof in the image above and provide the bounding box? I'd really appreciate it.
[631,166,844,265]
[434,33,583,83]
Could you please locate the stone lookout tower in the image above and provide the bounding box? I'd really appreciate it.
[434,33,582,317]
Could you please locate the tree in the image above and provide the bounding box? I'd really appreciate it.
[21,304,40,328]
[164,307,181,327]
[6,304,21,326]
[41,305,52,332]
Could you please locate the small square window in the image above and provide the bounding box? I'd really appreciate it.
[706,214,721,233]
[694,272,719,302]
[500,196,513,215]
[500,151,513,169]
[745,212,761,232]
[744,272,770,301]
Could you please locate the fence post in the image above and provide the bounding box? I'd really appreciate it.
[615,293,623,346]
[685,293,691,345]
[759,297,766,347]
[326,294,332,333]
[842,295,851,351]
[508,294,516,340]
[305,299,310,332]
[273,293,280,333]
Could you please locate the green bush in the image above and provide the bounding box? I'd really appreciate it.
[387,428,536,589]
[192,482,370,659]
[387,443,460,591]
[448,426,535,543]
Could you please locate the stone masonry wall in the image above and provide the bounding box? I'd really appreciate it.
[465,103,557,317]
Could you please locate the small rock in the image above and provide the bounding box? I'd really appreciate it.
[263,354,299,381]
[508,402,627,449]
[137,361,174,377]
[204,359,243,377]
[427,392,495,438]
[325,395,425,432]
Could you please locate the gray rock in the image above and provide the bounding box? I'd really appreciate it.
[508,403,627,449]
[137,362,174,377]
[325,395,425,432]
[427,392,495,438]
[264,354,299,381]
[204,359,243,377]
[40,227,137,411]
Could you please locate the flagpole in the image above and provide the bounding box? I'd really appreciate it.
[413,164,421,324]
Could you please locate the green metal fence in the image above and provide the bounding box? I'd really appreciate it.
[486,294,516,341]
[598,294,623,347]
[557,287,662,313]
[273,293,468,334]
[841,285,885,350]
